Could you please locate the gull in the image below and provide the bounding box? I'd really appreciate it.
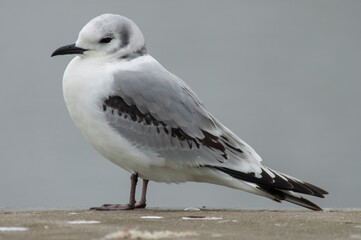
[51,14,328,211]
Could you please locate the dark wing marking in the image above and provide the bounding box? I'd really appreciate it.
[103,95,246,163]
[211,166,328,198]
[258,186,323,211]
[100,64,255,168]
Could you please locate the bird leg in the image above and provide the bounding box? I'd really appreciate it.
[134,179,149,208]
[90,173,148,211]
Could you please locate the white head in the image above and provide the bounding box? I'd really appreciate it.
[52,14,147,59]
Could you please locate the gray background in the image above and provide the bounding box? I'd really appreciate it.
[1,0,360,210]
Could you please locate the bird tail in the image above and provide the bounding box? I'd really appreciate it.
[211,166,328,211]
[257,185,324,211]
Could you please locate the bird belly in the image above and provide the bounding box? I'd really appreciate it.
[62,57,198,183]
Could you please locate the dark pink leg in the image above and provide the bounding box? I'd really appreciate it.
[135,179,149,208]
[90,174,139,211]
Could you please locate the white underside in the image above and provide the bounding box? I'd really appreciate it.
[62,55,269,198]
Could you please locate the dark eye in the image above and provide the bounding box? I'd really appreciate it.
[99,37,112,44]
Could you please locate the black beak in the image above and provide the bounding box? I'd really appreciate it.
[51,43,87,57]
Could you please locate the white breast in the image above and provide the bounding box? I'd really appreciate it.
[62,57,163,173]
[61,55,217,183]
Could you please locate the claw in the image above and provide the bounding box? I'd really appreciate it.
[90,174,149,211]
[90,204,134,211]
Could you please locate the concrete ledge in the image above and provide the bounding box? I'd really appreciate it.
[0,209,360,239]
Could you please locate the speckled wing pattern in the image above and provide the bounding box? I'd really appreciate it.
[102,66,258,169]
[101,62,328,210]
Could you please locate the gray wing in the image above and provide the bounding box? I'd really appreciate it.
[101,60,329,201]
[103,61,262,172]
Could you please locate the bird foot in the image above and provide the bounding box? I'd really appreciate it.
[90,204,134,211]
[90,202,147,211]
[135,202,147,209]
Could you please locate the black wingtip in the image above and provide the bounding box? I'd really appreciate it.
[259,185,324,211]
[304,182,329,195]
[267,169,329,198]
[297,197,323,211]
[208,165,328,211]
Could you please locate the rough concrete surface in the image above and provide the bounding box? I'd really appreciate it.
[0,209,360,240]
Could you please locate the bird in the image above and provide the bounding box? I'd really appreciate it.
[51,13,328,211]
